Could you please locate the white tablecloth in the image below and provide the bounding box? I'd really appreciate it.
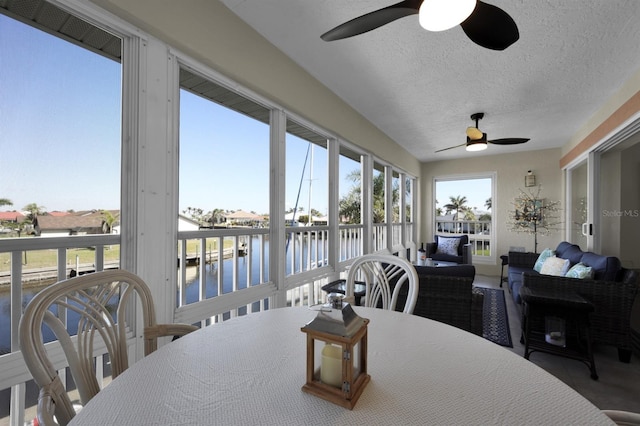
[70,307,613,425]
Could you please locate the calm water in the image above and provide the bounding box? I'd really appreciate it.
[0,235,330,354]
[0,234,333,417]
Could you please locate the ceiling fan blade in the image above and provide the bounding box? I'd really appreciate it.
[466,126,483,140]
[321,0,422,41]
[435,143,466,153]
[488,138,530,145]
[460,1,519,50]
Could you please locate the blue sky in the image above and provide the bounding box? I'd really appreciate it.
[436,178,492,213]
[0,14,121,212]
[0,13,488,216]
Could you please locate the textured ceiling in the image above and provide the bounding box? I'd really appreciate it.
[220,0,640,162]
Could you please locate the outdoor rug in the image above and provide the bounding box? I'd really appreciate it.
[478,287,513,347]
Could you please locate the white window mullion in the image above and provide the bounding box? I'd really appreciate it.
[270,109,287,307]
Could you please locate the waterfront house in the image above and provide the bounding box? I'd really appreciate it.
[1,1,640,423]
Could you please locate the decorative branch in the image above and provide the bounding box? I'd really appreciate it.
[507,185,561,253]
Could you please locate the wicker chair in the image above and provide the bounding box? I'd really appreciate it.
[345,254,419,314]
[411,265,483,336]
[18,269,198,426]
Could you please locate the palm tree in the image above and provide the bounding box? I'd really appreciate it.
[209,208,225,225]
[338,170,399,224]
[0,198,12,207]
[101,210,120,234]
[22,203,45,225]
[443,196,468,221]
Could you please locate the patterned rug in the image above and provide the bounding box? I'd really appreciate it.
[478,287,513,347]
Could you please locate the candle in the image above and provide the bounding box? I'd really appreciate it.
[321,343,342,388]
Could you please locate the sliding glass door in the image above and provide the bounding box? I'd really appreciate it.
[566,159,589,250]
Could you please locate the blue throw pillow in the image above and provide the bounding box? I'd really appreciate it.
[565,262,594,279]
[534,248,555,273]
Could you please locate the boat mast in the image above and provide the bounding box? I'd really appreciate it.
[307,144,313,226]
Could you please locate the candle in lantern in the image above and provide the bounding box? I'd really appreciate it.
[320,343,342,388]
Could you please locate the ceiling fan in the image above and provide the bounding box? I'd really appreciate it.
[435,112,530,153]
[321,0,519,51]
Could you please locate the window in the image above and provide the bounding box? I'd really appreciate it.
[339,144,364,260]
[434,175,495,261]
[285,119,328,274]
[0,6,122,421]
[178,68,271,299]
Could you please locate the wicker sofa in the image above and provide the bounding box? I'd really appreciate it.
[404,264,483,336]
[508,242,639,362]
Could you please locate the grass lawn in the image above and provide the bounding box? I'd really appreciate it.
[0,237,232,273]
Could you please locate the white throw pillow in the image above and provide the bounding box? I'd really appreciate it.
[436,237,460,256]
[540,256,571,276]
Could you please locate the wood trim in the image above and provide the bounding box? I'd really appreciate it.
[560,90,640,168]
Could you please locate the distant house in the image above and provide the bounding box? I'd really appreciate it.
[34,210,117,237]
[178,214,200,231]
[0,211,25,233]
[224,210,264,227]
[0,211,25,223]
[47,211,71,217]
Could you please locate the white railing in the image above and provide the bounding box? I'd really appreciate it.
[0,234,120,426]
[0,221,409,424]
[434,219,492,257]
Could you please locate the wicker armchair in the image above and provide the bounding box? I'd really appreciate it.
[522,269,639,362]
[426,235,472,264]
[392,264,483,335]
[19,270,199,425]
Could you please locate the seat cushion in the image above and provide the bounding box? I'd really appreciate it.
[430,252,463,263]
[508,266,538,304]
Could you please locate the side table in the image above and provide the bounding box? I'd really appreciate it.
[520,285,598,380]
[499,255,508,288]
[321,279,366,306]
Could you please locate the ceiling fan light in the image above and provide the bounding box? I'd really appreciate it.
[466,140,487,152]
[418,0,477,32]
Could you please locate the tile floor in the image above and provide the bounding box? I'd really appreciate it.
[475,274,640,413]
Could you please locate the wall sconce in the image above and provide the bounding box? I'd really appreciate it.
[525,170,536,187]
[301,294,370,409]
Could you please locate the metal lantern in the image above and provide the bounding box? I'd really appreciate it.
[301,294,370,409]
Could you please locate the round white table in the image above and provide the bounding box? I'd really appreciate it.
[70,307,613,425]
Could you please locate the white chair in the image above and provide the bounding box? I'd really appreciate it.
[345,254,419,314]
[19,269,198,426]
[602,410,640,425]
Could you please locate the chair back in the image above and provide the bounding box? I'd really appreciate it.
[602,409,640,425]
[346,254,419,314]
[19,269,197,425]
